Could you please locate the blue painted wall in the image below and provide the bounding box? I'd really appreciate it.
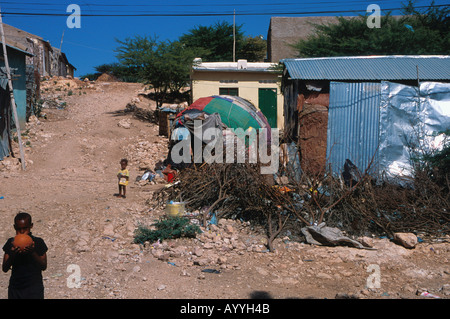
[0,45,28,128]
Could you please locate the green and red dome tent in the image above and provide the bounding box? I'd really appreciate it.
[175,95,271,133]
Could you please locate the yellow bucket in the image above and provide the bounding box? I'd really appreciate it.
[165,202,185,217]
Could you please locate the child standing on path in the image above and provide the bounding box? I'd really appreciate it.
[2,212,48,299]
[117,158,129,198]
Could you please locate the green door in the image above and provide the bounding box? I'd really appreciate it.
[258,88,277,128]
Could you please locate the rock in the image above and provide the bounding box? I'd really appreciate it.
[255,267,269,276]
[152,249,170,261]
[209,224,219,232]
[441,284,450,296]
[225,225,234,234]
[317,272,333,280]
[75,242,90,253]
[217,256,227,265]
[139,159,153,170]
[169,246,184,258]
[194,258,208,266]
[180,269,191,277]
[232,241,246,250]
[132,266,141,273]
[193,247,204,257]
[203,243,214,249]
[197,273,206,280]
[403,285,416,293]
[393,233,418,249]
[118,119,131,129]
[252,245,266,253]
[275,176,289,185]
[157,284,166,290]
[103,224,115,237]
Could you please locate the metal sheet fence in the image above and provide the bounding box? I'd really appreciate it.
[326,81,381,176]
[326,81,450,180]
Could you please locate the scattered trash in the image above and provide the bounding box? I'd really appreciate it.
[273,185,294,194]
[57,102,67,110]
[165,201,186,217]
[141,170,155,182]
[285,142,302,183]
[102,236,116,242]
[209,213,217,226]
[342,159,361,187]
[167,262,176,267]
[419,291,441,299]
[301,222,375,250]
[0,196,4,199]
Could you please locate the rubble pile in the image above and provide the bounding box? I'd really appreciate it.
[0,115,43,172]
[0,157,22,172]
[96,73,119,82]
[125,139,168,174]
[40,75,93,93]
[147,218,272,270]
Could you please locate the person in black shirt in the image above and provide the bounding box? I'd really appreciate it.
[2,212,48,299]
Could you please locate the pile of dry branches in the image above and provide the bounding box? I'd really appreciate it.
[153,163,310,251]
[152,157,449,251]
[296,159,449,238]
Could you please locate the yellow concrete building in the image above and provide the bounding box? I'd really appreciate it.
[191,59,284,129]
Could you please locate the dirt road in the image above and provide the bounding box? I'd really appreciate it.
[0,80,448,301]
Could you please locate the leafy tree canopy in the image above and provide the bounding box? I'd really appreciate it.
[239,35,267,62]
[115,35,197,107]
[179,21,267,62]
[293,1,450,57]
[95,20,267,107]
[179,21,244,62]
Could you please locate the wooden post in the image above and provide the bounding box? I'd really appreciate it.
[0,8,26,170]
[233,9,236,63]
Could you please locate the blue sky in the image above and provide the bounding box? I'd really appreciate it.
[1,0,447,77]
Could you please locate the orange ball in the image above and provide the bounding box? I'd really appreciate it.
[13,234,33,251]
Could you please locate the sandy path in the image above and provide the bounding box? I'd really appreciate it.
[0,81,448,303]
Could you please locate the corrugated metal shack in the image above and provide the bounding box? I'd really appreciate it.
[281,55,450,178]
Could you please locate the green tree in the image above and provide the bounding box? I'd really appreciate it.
[239,35,267,62]
[92,63,139,82]
[94,63,116,74]
[179,21,267,62]
[293,1,449,57]
[115,35,197,108]
[179,21,244,62]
